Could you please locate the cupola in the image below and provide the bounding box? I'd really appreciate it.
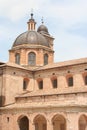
[37,18,49,35]
[9,13,54,67]
[27,13,36,31]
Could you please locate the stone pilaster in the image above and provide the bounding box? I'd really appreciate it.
[66,113,79,130]
[29,120,35,130]
[47,119,53,130]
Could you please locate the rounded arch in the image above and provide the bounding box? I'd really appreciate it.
[18,115,29,130]
[28,52,36,66]
[27,50,37,56]
[34,114,47,130]
[33,114,47,122]
[52,114,66,130]
[79,114,87,130]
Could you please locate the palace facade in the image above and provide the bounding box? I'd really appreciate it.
[0,13,87,130]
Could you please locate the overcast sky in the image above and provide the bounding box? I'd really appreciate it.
[0,0,87,63]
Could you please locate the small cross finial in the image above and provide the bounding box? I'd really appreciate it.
[41,17,44,24]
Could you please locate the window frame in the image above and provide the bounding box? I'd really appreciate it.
[51,77,57,89]
[84,75,87,85]
[67,76,73,87]
[15,53,20,65]
[28,52,36,66]
[38,80,43,90]
[44,53,48,65]
[23,78,29,90]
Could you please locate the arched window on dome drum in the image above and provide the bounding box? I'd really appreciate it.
[44,54,48,65]
[15,53,20,64]
[28,52,36,66]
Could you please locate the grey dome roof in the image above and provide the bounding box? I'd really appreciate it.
[12,31,49,47]
[37,24,49,34]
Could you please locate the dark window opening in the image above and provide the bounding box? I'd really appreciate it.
[52,79,57,88]
[28,52,36,66]
[19,116,29,130]
[68,77,73,87]
[23,80,28,90]
[44,54,48,65]
[15,53,20,64]
[84,75,87,85]
[38,80,43,89]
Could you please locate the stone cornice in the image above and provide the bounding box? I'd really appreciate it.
[0,104,87,114]
[9,44,54,52]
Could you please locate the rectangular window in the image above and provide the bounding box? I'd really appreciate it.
[68,77,73,87]
[52,79,57,88]
[39,80,43,89]
[85,76,87,85]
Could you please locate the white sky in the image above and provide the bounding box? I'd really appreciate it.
[0,0,87,62]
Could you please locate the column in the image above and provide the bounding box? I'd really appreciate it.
[29,121,35,130]
[66,113,79,130]
[47,120,53,130]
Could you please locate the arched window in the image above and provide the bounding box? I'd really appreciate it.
[52,115,66,130]
[84,75,87,85]
[44,54,48,65]
[79,115,87,130]
[68,76,73,87]
[23,80,27,90]
[28,52,36,66]
[18,116,29,130]
[34,115,47,130]
[15,53,20,64]
[51,78,57,88]
[23,78,29,90]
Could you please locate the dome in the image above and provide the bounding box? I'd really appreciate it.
[12,31,49,47]
[37,24,49,34]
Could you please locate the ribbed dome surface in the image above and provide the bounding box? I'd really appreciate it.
[37,24,49,34]
[13,31,49,47]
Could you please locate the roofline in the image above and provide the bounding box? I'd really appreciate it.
[0,62,32,72]
[0,57,87,72]
[33,57,87,71]
[9,44,54,52]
